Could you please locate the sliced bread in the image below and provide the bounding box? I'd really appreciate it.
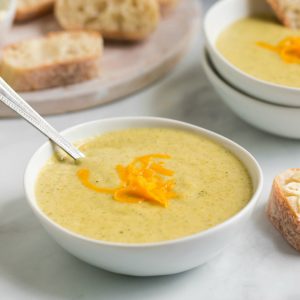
[55,0,160,41]
[267,168,300,251]
[15,0,55,22]
[266,0,300,29]
[0,31,103,92]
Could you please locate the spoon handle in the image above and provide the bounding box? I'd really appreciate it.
[0,78,84,160]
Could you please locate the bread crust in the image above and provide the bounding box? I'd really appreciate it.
[158,0,179,15]
[267,168,300,251]
[158,0,179,10]
[266,0,300,29]
[15,0,55,22]
[267,0,290,27]
[1,31,102,92]
[5,57,100,92]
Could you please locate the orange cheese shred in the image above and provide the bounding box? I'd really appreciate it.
[77,154,177,207]
[77,169,116,194]
[257,36,300,63]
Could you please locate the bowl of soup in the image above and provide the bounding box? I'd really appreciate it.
[24,117,263,276]
[204,0,300,107]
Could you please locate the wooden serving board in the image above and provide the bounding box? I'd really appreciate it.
[0,0,200,117]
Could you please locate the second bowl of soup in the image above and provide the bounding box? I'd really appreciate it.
[204,0,300,107]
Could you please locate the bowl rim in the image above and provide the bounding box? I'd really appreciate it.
[202,49,300,110]
[204,0,300,93]
[24,116,264,248]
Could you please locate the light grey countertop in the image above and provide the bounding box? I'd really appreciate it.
[0,1,299,299]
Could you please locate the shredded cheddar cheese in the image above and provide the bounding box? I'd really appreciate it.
[77,154,177,207]
[77,169,116,194]
[257,36,300,63]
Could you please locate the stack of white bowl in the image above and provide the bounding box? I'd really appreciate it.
[203,0,300,139]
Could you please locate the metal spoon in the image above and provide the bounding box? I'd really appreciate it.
[0,77,85,161]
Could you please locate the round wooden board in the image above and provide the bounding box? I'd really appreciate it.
[0,0,200,117]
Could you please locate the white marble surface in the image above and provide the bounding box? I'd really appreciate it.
[1,1,300,299]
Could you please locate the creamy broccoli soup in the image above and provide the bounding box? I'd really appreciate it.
[217,17,300,87]
[36,128,252,244]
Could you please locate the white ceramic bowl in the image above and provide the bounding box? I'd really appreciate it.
[0,0,16,44]
[24,117,263,276]
[203,50,300,139]
[204,0,300,107]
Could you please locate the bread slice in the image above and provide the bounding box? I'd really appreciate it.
[15,0,55,22]
[266,0,300,29]
[267,168,300,251]
[0,31,103,92]
[55,0,160,41]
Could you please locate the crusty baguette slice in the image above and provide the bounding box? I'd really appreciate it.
[15,0,55,22]
[0,31,103,92]
[267,168,300,251]
[55,0,160,41]
[266,0,300,29]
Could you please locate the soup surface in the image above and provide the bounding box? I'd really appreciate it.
[217,17,300,87]
[36,128,252,243]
